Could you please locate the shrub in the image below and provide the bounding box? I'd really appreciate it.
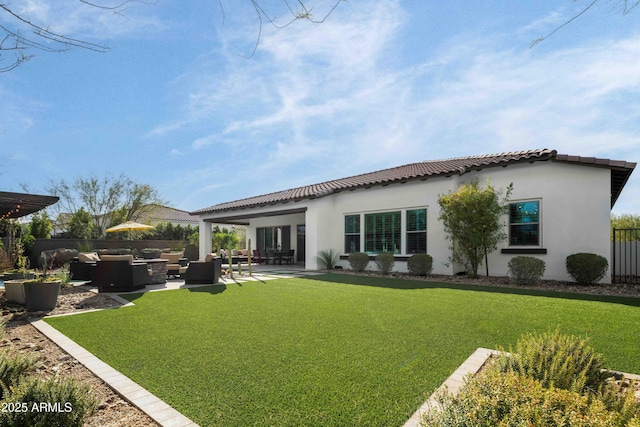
[422,369,637,427]
[407,254,433,276]
[316,249,340,270]
[183,243,199,261]
[566,252,609,285]
[492,329,607,394]
[508,256,545,285]
[347,252,370,272]
[0,350,37,400]
[374,252,395,275]
[0,376,98,426]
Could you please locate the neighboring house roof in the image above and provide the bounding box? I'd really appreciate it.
[143,204,198,224]
[192,149,636,216]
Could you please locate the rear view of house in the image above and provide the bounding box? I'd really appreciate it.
[192,149,635,282]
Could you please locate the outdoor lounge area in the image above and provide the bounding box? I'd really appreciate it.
[70,251,223,291]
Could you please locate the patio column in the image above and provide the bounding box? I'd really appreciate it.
[199,219,213,260]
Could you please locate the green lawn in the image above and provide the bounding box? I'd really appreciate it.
[45,274,640,426]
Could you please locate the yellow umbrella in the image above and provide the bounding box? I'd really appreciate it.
[105,220,154,250]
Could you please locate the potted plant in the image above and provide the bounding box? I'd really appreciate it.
[24,254,70,312]
[3,253,33,304]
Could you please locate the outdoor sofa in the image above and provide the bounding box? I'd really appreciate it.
[93,255,152,293]
[69,252,100,281]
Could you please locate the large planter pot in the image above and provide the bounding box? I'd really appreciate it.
[24,281,61,312]
[1,272,36,281]
[4,280,26,304]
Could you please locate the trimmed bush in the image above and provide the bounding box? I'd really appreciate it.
[492,329,607,394]
[348,252,370,272]
[374,252,395,275]
[407,254,433,276]
[508,256,545,285]
[566,252,608,285]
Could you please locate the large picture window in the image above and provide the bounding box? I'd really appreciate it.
[365,211,401,254]
[406,209,427,254]
[344,215,360,253]
[509,201,540,246]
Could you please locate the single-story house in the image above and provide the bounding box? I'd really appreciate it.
[191,149,635,282]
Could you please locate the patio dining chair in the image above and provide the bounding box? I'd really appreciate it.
[283,249,295,264]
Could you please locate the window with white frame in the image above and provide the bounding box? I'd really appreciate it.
[406,209,427,253]
[364,211,401,254]
[344,215,360,253]
[509,200,540,246]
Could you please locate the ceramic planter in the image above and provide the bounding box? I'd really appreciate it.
[24,281,61,312]
[1,272,36,281]
[4,280,26,304]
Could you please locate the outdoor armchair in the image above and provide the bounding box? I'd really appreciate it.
[160,252,188,277]
[182,254,221,285]
[93,255,152,293]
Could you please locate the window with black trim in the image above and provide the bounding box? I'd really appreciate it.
[365,211,401,254]
[406,209,427,254]
[509,201,540,246]
[344,215,360,253]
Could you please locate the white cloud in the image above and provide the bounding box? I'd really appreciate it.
[148,1,640,211]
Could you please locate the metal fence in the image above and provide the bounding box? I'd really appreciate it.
[612,228,640,284]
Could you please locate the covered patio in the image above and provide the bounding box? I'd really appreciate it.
[196,207,308,268]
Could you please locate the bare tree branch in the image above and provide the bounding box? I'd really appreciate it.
[243,0,346,58]
[531,0,639,48]
[0,0,344,72]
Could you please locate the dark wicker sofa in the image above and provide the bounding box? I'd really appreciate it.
[93,255,152,293]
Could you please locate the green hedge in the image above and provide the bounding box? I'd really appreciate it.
[407,254,433,276]
[347,252,370,272]
[508,256,545,285]
[566,253,608,285]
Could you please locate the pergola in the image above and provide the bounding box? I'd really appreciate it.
[0,191,59,220]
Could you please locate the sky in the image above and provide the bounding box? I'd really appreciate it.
[1,0,639,214]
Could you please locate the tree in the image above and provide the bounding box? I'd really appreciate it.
[438,179,512,277]
[47,174,163,238]
[212,226,239,252]
[66,207,94,239]
[611,213,640,240]
[1,0,344,72]
[28,211,53,238]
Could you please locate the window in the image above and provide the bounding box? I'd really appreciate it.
[344,215,360,253]
[406,209,427,254]
[365,211,401,254]
[509,201,540,246]
[257,226,291,251]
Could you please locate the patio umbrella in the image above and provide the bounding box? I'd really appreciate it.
[105,220,154,251]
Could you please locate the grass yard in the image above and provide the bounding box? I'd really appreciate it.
[45,274,640,426]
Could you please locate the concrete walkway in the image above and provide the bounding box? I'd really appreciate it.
[32,269,319,427]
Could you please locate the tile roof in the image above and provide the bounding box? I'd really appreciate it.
[191,148,635,215]
[144,204,199,223]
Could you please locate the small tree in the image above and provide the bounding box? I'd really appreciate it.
[29,211,52,238]
[438,179,512,277]
[66,208,94,239]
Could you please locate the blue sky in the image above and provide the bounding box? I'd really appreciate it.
[2,0,639,214]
